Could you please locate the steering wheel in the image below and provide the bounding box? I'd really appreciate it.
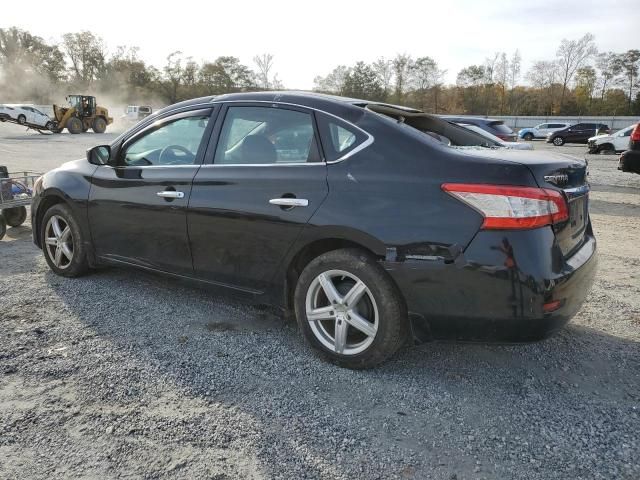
[158,145,194,164]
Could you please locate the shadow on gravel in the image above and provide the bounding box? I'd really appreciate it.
[44,263,640,479]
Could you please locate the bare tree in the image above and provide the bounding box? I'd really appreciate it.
[313,65,350,94]
[556,33,597,112]
[508,50,521,114]
[615,49,640,112]
[392,54,414,104]
[595,51,622,101]
[372,57,393,99]
[527,60,560,114]
[494,52,509,114]
[253,53,274,89]
[62,31,107,84]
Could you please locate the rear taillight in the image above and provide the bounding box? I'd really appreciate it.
[442,183,569,230]
[631,124,640,142]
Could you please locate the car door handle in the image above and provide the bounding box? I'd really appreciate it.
[269,198,309,207]
[157,190,185,199]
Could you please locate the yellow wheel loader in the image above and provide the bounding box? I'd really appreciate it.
[52,95,113,134]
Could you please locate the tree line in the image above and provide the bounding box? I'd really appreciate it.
[0,27,638,116]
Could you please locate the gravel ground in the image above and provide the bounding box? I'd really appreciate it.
[1,125,639,479]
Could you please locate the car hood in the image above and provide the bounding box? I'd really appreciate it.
[589,134,612,142]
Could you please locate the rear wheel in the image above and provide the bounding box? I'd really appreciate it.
[66,117,83,134]
[523,132,534,141]
[553,136,565,146]
[17,114,26,125]
[3,206,27,227]
[92,117,107,133]
[294,248,408,369]
[41,204,88,277]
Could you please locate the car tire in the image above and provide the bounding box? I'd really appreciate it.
[17,114,26,125]
[294,248,408,369]
[598,143,615,155]
[92,117,107,133]
[3,206,27,227]
[67,117,83,134]
[0,215,6,240]
[41,203,89,278]
[523,132,534,141]
[553,136,565,146]
[45,121,54,131]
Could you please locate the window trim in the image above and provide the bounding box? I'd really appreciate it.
[115,107,215,168]
[204,102,326,167]
[208,100,374,165]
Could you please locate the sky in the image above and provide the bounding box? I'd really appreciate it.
[2,0,639,88]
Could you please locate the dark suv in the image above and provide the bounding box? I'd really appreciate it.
[439,116,517,142]
[547,123,610,146]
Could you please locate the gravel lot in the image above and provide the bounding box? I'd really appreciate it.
[1,123,639,479]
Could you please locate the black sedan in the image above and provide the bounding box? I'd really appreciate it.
[546,123,610,146]
[31,92,597,368]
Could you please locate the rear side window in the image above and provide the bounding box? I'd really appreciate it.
[214,106,320,165]
[317,113,369,162]
[488,121,513,134]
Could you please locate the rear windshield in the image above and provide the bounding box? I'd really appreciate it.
[488,121,514,134]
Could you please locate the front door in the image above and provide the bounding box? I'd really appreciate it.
[188,103,329,293]
[88,108,215,274]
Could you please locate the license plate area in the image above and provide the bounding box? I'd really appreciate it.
[556,192,588,257]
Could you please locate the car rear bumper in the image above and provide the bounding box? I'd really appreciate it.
[383,226,597,342]
[619,150,640,174]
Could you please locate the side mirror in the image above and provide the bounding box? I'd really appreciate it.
[87,145,111,165]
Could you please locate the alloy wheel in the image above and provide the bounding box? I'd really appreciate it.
[44,215,74,269]
[305,269,378,355]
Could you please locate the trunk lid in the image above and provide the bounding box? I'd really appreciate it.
[458,149,590,256]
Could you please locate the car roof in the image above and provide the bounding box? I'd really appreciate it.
[156,91,423,124]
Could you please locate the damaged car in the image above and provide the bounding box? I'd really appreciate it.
[31,92,597,368]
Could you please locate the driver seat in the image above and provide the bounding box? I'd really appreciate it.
[240,135,277,164]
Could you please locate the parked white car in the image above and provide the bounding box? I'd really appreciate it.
[0,104,53,128]
[459,123,533,150]
[518,122,571,141]
[588,124,636,154]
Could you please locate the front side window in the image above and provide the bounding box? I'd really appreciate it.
[537,124,548,129]
[214,106,320,165]
[316,113,369,162]
[122,115,209,166]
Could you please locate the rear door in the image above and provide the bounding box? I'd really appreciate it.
[88,107,216,274]
[536,124,549,136]
[188,102,329,293]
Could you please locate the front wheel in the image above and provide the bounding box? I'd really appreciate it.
[41,203,88,277]
[523,132,534,141]
[294,248,408,369]
[553,136,565,146]
[66,117,83,134]
[3,206,27,227]
[598,143,615,155]
[92,117,107,133]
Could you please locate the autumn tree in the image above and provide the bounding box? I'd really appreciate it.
[556,33,597,112]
